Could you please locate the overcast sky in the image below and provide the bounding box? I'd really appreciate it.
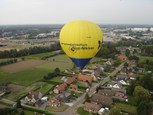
[0,0,153,25]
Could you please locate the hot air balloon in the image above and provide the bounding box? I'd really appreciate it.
[60,20,103,69]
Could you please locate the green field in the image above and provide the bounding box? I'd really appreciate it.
[0,68,51,86]
[0,53,102,86]
[77,107,90,115]
[38,83,54,96]
[48,77,64,83]
[114,103,137,115]
[139,56,153,62]
[46,104,69,112]
[25,52,53,59]
[37,55,73,71]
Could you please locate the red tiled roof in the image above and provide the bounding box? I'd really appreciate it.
[117,54,128,60]
[69,84,77,89]
[77,73,93,83]
[56,83,67,92]
[66,76,76,84]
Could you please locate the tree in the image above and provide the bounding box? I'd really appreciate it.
[125,49,130,57]
[124,62,129,67]
[110,106,121,115]
[133,86,151,104]
[137,101,153,115]
[85,93,90,102]
[140,74,153,90]
[54,68,60,76]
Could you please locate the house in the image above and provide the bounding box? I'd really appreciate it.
[138,68,145,73]
[56,92,71,102]
[116,74,128,81]
[84,102,100,113]
[98,89,115,97]
[107,81,122,89]
[112,92,128,102]
[91,94,113,106]
[0,85,8,97]
[69,84,78,90]
[41,97,48,103]
[128,60,137,67]
[66,76,76,84]
[94,67,103,77]
[53,83,67,94]
[77,73,93,83]
[48,98,61,107]
[117,54,128,60]
[119,80,129,85]
[127,72,135,78]
[25,91,42,104]
[106,58,114,65]
[98,107,109,115]
[111,88,126,94]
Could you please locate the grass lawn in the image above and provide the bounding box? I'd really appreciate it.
[37,55,73,71]
[76,81,88,88]
[5,82,46,101]
[49,77,64,83]
[90,57,102,63]
[77,107,90,115]
[114,103,137,115]
[25,52,53,59]
[47,54,71,62]
[0,68,51,86]
[24,109,43,115]
[139,56,153,62]
[46,104,69,112]
[48,93,57,98]
[38,83,55,96]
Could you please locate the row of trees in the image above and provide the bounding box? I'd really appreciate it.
[96,42,119,59]
[0,59,17,67]
[0,42,60,58]
[43,68,60,80]
[141,45,153,57]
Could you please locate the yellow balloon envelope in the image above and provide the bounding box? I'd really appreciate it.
[60,20,103,69]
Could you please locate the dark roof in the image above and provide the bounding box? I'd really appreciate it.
[84,102,100,112]
[98,89,115,97]
[91,94,113,106]
[116,75,128,81]
[56,92,71,99]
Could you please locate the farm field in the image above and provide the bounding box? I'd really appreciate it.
[0,60,47,73]
[0,53,101,87]
[5,82,46,101]
[38,55,74,71]
[38,83,55,96]
[0,68,51,85]
[139,56,153,62]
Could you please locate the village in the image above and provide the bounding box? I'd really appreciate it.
[1,46,150,115]
[0,24,153,115]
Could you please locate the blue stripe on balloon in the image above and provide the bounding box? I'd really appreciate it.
[70,58,91,69]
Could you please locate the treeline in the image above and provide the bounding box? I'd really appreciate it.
[96,42,119,58]
[43,68,60,80]
[0,43,60,59]
[141,45,153,57]
[0,59,17,67]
